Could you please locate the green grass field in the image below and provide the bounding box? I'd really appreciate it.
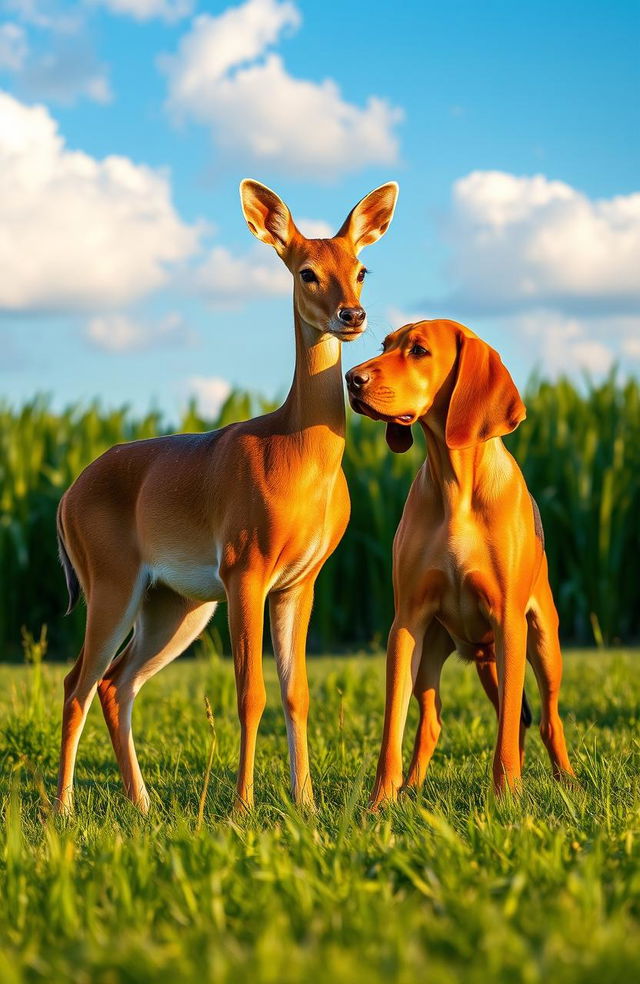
[1,647,638,983]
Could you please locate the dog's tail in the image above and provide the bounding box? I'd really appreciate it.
[56,504,81,615]
[521,689,533,728]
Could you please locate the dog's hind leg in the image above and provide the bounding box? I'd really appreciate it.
[526,557,574,780]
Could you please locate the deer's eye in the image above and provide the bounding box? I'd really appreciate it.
[409,344,429,357]
[300,268,318,284]
[357,267,367,284]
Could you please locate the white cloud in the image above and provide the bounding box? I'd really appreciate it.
[622,335,640,359]
[20,42,112,105]
[418,170,640,379]
[191,214,332,305]
[160,0,403,178]
[386,306,437,331]
[509,310,616,376]
[5,1,81,33]
[386,307,638,379]
[296,217,333,239]
[186,375,232,416]
[84,311,198,352]
[192,244,291,306]
[445,171,640,315]
[92,0,193,22]
[0,91,200,312]
[0,22,27,70]
[3,5,111,104]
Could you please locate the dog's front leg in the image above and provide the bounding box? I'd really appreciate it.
[493,610,528,795]
[370,612,433,809]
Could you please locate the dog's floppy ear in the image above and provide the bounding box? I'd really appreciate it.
[239,179,297,256]
[445,333,526,450]
[385,422,414,453]
[337,182,399,254]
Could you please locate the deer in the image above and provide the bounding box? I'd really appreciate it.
[55,178,399,815]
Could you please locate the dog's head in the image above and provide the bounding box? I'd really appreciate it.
[345,320,526,452]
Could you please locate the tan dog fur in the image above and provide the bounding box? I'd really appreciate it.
[346,319,574,805]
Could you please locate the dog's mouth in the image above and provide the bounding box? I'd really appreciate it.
[348,394,415,425]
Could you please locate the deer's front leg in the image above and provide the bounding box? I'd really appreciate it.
[269,578,315,808]
[226,573,267,811]
[493,610,528,795]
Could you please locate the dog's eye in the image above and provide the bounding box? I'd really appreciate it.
[357,267,368,284]
[300,268,318,284]
[409,344,429,357]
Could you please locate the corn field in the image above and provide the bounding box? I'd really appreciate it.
[1,375,638,660]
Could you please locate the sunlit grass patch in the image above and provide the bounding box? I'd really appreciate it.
[1,649,639,982]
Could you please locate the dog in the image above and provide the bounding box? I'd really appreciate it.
[346,319,574,804]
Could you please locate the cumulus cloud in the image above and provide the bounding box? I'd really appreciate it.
[92,0,193,22]
[2,5,111,104]
[0,91,200,312]
[19,42,112,105]
[444,171,640,316]
[409,170,640,379]
[622,334,640,359]
[295,217,333,239]
[84,311,198,353]
[0,22,27,70]
[191,216,331,305]
[386,309,639,380]
[160,0,402,179]
[192,245,290,306]
[386,306,438,331]
[186,375,232,416]
[4,1,80,33]
[506,310,619,376]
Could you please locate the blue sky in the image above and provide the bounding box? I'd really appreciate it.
[1,0,638,419]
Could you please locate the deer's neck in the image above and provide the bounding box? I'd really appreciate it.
[279,310,346,447]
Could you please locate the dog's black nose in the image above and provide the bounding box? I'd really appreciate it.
[346,369,370,389]
[338,307,366,328]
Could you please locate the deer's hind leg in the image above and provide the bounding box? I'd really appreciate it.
[56,566,147,814]
[98,584,216,811]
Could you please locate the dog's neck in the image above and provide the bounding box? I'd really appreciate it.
[420,419,509,515]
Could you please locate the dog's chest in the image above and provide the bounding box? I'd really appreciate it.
[422,522,495,644]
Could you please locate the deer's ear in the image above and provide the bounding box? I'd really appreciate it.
[385,421,413,453]
[445,333,526,449]
[240,179,297,256]
[337,182,399,254]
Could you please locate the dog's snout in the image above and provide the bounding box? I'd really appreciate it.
[338,306,366,328]
[346,368,370,390]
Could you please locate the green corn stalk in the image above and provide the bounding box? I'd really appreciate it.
[0,373,638,659]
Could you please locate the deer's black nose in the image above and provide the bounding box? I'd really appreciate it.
[346,368,370,390]
[338,306,366,327]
